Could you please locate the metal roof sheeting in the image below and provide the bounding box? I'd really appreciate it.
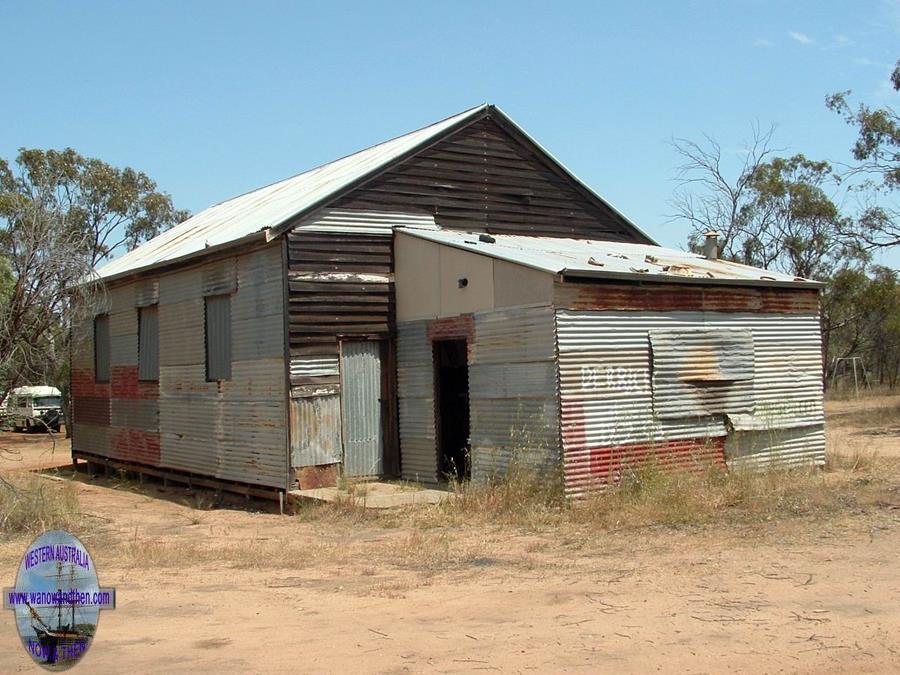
[397,229,822,289]
[95,106,487,281]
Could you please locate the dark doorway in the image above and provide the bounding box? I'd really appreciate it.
[434,339,470,480]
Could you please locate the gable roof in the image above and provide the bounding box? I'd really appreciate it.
[96,104,655,282]
[397,228,822,289]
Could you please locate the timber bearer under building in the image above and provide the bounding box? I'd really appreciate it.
[71,104,825,501]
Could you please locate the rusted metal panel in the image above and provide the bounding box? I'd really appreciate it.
[341,341,384,476]
[427,315,474,342]
[397,321,437,483]
[556,309,825,497]
[576,437,726,491]
[555,281,821,314]
[469,306,560,480]
[648,328,754,419]
[290,394,342,467]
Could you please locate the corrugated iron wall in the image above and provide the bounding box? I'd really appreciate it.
[469,306,560,480]
[72,244,288,489]
[397,306,560,484]
[157,245,287,487]
[73,282,162,468]
[397,321,437,483]
[556,309,825,496]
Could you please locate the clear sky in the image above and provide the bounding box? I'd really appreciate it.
[1,1,898,262]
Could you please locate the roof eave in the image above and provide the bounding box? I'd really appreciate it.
[93,230,271,286]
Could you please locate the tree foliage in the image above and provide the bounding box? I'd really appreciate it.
[1,148,189,268]
[824,267,900,388]
[826,59,900,248]
[0,149,187,429]
[670,131,864,280]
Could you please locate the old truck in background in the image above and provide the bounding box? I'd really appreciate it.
[3,386,64,432]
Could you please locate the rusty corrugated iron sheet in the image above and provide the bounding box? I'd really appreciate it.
[555,282,821,314]
[556,309,825,497]
[290,394,342,467]
[469,306,560,480]
[73,243,289,489]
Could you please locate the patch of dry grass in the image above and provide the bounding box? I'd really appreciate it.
[404,452,886,534]
[112,529,342,570]
[0,471,84,537]
[573,462,846,530]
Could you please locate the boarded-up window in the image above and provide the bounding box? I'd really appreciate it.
[94,314,110,383]
[205,295,231,381]
[649,328,754,419]
[138,305,159,381]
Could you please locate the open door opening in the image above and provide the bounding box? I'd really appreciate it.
[434,339,470,481]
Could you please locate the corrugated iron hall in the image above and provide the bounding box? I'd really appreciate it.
[71,104,825,500]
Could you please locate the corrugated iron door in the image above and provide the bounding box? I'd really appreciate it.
[340,341,384,476]
[290,394,342,468]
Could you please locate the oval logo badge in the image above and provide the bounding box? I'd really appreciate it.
[3,530,116,670]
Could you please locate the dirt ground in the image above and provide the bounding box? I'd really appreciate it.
[0,426,71,471]
[0,403,898,674]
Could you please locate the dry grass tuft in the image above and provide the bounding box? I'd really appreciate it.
[113,530,341,570]
[0,471,84,536]
[573,461,843,530]
[423,460,565,530]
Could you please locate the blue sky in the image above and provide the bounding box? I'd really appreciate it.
[1,1,898,263]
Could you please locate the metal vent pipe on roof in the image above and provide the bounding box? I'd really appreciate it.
[703,231,719,260]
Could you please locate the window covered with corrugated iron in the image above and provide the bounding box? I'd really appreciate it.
[138,305,159,382]
[649,327,754,419]
[205,295,231,381]
[94,314,110,383]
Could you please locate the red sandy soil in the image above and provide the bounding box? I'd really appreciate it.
[0,405,897,674]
